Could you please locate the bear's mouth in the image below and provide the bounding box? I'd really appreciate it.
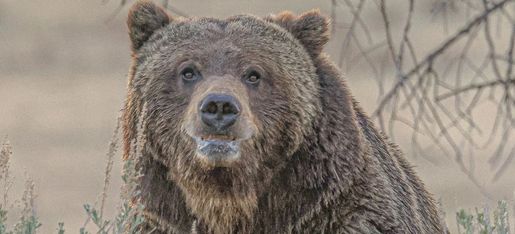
[193,136,241,167]
[199,135,237,141]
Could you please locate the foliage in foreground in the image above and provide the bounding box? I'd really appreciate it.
[79,115,147,234]
[0,138,42,234]
[456,200,511,234]
[0,113,148,234]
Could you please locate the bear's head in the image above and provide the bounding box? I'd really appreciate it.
[125,1,329,229]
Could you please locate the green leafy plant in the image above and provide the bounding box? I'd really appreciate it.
[456,201,512,234]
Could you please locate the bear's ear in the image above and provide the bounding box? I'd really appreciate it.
[127,1,171,52]
[266,10,330,58]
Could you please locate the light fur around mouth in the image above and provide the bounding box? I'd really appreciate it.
[193,137,241,167]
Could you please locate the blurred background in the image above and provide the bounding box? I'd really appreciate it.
[0,0,514,233]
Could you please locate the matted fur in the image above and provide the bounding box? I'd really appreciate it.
[122,1,447,233]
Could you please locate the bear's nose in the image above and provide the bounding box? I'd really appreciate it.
[199,94,241,132]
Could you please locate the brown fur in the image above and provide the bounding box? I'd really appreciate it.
[122,1,447,233]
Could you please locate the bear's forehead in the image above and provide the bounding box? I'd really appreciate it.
[136,15,315,79]
[139,15,305,68]
[152,15,297,51]
[182,15,284,36]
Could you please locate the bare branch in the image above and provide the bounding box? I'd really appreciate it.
[373,0,512,116]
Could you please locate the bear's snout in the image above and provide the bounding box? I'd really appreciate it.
[199,93,241,133]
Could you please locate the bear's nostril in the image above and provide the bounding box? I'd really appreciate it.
[223,103,236,115]
[206,103,218,114]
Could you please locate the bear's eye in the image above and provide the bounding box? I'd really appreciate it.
[181,67,197,81]
[245,71,261,85]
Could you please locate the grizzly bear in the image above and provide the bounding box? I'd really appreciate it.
[122,1,447,233]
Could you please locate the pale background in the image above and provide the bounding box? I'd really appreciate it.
[0,0,514,233]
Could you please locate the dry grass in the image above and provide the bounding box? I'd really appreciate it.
[80,111,147,234]
[0,138,41,233]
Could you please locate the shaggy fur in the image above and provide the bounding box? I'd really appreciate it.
[122,1,447,233]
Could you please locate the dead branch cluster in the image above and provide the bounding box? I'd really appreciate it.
[332,0,514,197]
